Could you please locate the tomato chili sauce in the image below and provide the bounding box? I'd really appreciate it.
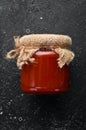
[7,34,75,94]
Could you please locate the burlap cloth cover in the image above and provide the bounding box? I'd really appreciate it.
[7,34,75,69]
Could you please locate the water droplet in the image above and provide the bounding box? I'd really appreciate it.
[29,10,32,13]
[18,117,23,122]
[10,117,12,119]
[21,93,24,97]
[0,106,3,115]
[40,17,43,20]
[18,128,22,130]
[10,99,13,102]
[9,113,11,116]
[0,6,3,10]
[26,28,30,33]
[7,102,11,105]
[0,111,3,115]
[9,7,11,11]
[3,31,6,34]
[13,116,17,119]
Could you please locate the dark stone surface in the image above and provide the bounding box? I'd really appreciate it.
[0,0,86,130]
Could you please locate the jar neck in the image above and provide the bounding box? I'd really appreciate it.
[39,47,52,51]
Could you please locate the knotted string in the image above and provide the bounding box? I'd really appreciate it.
[7,46,39,69]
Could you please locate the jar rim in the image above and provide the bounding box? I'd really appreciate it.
[14,34,72,49]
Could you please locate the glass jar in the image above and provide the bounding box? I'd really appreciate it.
[7,34,74,94]
[21,48,70,94]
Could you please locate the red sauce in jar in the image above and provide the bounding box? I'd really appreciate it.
[21,49,70,94]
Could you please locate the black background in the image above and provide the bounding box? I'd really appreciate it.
[0,0,86,130]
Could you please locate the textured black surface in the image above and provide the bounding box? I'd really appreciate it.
[0,0,86,130]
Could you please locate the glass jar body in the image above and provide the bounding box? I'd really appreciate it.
[21,49,70,94]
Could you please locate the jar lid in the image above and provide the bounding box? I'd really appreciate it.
[15,34,72,49]
[7,34,74,69]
